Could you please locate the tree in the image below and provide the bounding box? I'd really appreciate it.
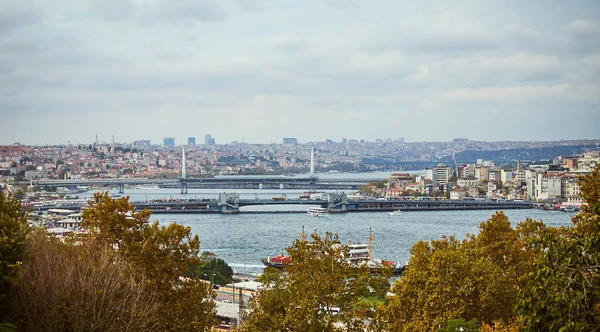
[436,318,479,332]
[383,213,545,331]
[14,232,160,331]
[11,189,24,201]
[518,166,600,331]
[197,257,234,286]
[82,193,217,331]
[0,194,29,324]
[244,231,390,332]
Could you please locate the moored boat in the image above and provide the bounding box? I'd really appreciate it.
[261,255,291,269]
[261,228,406,275]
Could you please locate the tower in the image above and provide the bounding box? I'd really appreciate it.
[181,147,187,179]
[310,148,315,177]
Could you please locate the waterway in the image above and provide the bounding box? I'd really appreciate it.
[78,188,574,275]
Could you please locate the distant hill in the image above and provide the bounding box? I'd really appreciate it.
[440,144,599,163]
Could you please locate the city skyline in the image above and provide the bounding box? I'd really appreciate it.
[1,0,599,145]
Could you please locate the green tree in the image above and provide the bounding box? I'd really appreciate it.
[197,257,234,286]
[436,318,479,332]
[0,193,29,323]
[244,231,390,332]
[82,192,217,331]
[518,166,600,331]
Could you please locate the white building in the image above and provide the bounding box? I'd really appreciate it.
[435,165,451,185]
[450,189,467,200]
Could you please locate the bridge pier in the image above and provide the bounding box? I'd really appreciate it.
[219,193,240,213]
[118,183,125,194]
[181,182,188,194]
[327,192,348,212]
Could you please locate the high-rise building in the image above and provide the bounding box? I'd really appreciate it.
[163,137,175,147]
[435,165,451,185]
[283,137,298,145]
[204,134,215,146]
[187,137,196,146]
[133,140,151,148]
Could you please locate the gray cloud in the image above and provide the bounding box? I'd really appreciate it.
[138,0,226,25]
[89,0,136,21]
[564,20,600,39]
[1,0,600,144]
[0,0,41,33]
[273,39,311,51]
[364,30,497,54]
[235,0,264,11]
[323,0,360,9]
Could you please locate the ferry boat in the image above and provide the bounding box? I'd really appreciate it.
[387,210,403,216]
[307,207,328,216]
[261,228,406,275]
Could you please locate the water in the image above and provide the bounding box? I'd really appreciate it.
[78,189,574,275]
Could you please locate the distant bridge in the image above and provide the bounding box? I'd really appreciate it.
[33,175,380,193]
[33,193,533,214]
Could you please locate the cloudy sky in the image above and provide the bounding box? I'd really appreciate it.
[1,0,599,145]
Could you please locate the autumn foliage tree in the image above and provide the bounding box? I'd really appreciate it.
[518,166,600,331]
[14,231,159,332]
[244,231,391,332]
[383,212,546,331]
[82,192,217,331]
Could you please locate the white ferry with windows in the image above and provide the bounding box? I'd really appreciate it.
[307,207,328,216]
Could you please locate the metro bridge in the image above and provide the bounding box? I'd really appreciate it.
[32,175,377,193]
[33,148,386,193]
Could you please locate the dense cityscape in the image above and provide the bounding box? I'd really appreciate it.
[2,0,599,330]
[2,138,599,206]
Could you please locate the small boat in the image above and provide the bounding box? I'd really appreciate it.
[135,185,160,190]
[307,207,328,216]
[387,210,403,216]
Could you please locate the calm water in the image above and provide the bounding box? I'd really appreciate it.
[79,189,574,274]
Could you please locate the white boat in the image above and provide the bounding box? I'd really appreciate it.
[135,185,160,190]
[387,210,403,216]
[307,207,328,216]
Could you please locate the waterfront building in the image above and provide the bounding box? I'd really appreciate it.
[450,188,467,200]
[457,177,478,188]
[389,173,412,188]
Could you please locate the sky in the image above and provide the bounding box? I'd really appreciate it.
[0,0,599,145]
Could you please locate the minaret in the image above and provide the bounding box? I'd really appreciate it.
[310,148,315,177]
[181,147,187,179]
